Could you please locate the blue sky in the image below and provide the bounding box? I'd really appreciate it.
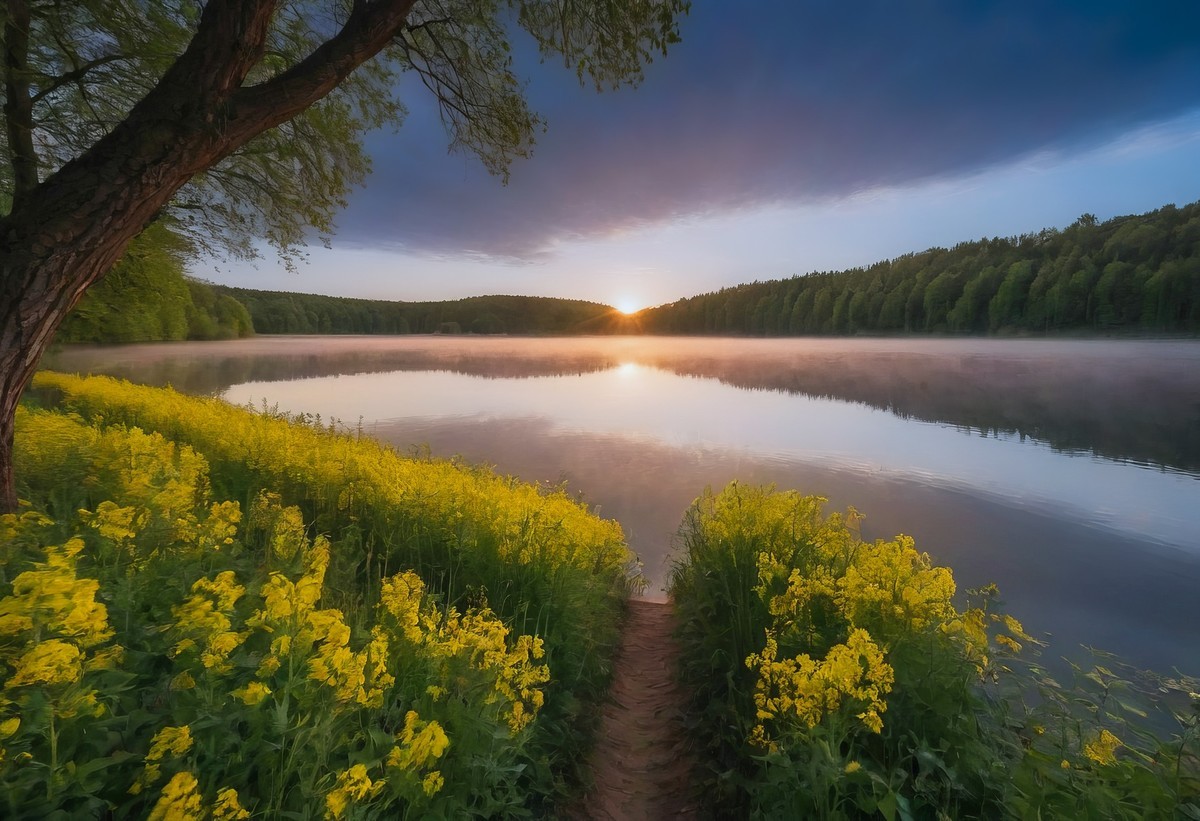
[203,1,1200,312]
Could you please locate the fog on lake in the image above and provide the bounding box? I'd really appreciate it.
[44,335,1200,676]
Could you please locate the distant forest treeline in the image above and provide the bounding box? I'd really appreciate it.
[639,202,1200,335]
[57,199,1200,343]
[215,287,630,336]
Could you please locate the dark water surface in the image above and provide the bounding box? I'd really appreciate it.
[44,336,1200,675]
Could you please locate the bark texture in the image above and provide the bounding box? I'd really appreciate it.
[0,0,417,511]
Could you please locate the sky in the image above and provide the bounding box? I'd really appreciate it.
[203,1,1200,313]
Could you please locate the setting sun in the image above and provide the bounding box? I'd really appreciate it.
[614,298,644,315]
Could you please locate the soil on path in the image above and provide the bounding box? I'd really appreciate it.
[571,598,700,820]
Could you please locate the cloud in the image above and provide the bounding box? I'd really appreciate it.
[332,0,1200,259]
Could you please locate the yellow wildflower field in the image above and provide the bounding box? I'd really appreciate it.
[1,375,636,817]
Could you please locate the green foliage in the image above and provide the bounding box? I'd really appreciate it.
[1,0,689,266]
[55,225,253,344]
[640,201,1200,336]
[16,372,636,813]
[184,282,255,342]
[222,286,626,335]
[671,483,1200,818]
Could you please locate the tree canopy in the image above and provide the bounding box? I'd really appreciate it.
[0,0,689,510]
[220,285,625,335]
[637,202,1200,336]
[2,0,686,263]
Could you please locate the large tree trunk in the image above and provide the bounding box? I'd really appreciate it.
[0,0,417,512]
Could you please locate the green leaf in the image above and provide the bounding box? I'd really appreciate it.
[877,792,897,821]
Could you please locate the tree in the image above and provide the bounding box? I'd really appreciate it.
[0,0,688,511]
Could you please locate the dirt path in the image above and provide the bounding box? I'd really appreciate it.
[571,598,699,820]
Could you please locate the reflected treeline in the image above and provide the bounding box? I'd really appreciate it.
[43,345,619,395]
[44,339,1200,475]
[637,348,1200,475]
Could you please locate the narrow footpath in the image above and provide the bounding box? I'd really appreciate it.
[572,598,700,820]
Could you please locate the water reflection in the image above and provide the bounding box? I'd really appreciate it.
[46,336,1200,473]
[367,416,1200,677]
[42,335,1200,675]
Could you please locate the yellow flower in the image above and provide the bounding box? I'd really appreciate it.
[256,655,281,678]
[1002,614,1033,642]
[745,628,894,745]
[1060,759,1071,770]
[133,724,194,795]
[1083,729,1121,767]
[7,640,82,687]
[232,682,271,706]
[837,536,957,633]
[306,610,367,706]
[422,771,444,796]
[212,787,250,820]
[387,711,450,772]
[194,571,245,613]
[147,725,194,761]
[0,717,19,738]
[844,761,862,774]
[83,500,144,544]
[358,628,394,708]
[85,644,125,671]
[941,608,990,675]
[379,571,426,643]
[148,771,202,821]
[129,764,159,795]
[0,612,32,636]
[1,539,113,649]
[172,572,247,675]
[198,501,242,550]
[324,763,385,820]
[269,504,308,561]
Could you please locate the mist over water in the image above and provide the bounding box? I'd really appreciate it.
[45,335,1200,675]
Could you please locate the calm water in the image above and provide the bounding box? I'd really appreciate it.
[44,336,1200,675]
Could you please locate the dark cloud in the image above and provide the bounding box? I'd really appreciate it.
[335,0,1200,259]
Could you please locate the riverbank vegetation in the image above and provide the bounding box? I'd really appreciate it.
[670,483,1200,818]
[56,225,253,344]
[641,202,1200,336]
[4,378,1198,816]
[1,374,635,817]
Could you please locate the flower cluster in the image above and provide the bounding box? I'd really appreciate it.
[171,570,247,675]
[689,484,1028,746]
[746,627,894,747]
[5,374,637,817]
[131,724,194,795]
[0,537,116,723]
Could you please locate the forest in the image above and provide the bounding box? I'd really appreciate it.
[638,201,1200,336]
[214,287,629,336]
[55,199,1200,343]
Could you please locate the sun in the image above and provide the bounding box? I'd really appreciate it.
[613,297,644,315]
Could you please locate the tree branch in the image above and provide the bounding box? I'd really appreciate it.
[3,0,39,206]
[141,0,279,114]
[405,17,453,34]
[31,53,127,105]
[229,0,418,144]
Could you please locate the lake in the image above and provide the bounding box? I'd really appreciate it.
[44,335,1200,676]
